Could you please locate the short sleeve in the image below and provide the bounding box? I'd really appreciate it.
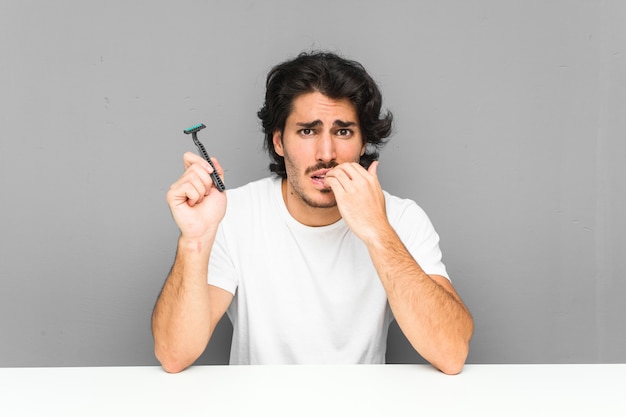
[386,194,449,280]
[207,223,239,295]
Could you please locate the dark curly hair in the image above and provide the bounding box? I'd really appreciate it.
[257,51,393,178]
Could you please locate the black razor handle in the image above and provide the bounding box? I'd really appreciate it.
[184,124,226,192]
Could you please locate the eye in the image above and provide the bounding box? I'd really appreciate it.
[336,128,353,137]
[299,128,315,136]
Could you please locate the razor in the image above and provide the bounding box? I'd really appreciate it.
[183,123,226,192]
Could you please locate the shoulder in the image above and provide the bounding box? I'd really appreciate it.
[221,176,280,222]
[227,176,277,195]
[383,191,431,225]
[382,190,448,278]
[382,190,441,244]
[225,176,278,204]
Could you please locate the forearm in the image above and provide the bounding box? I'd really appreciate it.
[366,227,473,375]
[152,234,215,373]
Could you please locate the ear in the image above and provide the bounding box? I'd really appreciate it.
[360,142,366,157]
[273,130,284,157]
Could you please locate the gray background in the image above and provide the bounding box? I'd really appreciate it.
[1,1,624,367]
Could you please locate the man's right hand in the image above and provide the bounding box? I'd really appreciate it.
[166,152,227,240]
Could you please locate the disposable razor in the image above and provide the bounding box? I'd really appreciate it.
[183,123,226,192]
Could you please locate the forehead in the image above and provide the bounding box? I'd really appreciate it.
[287,92,358,124]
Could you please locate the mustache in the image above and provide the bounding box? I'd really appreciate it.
[304,161,338,175]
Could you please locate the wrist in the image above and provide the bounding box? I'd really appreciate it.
[363,223,398,251]
[178,230,217,255]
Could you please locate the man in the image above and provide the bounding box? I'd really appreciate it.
[152,51,473,374]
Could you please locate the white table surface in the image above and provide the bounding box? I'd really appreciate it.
[1,364,625,416]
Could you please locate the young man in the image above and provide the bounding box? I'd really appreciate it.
[152,52,473,374]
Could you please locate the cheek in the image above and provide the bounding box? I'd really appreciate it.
[282,141,310,165]
[338,142,366,161]
[281,148,302,173]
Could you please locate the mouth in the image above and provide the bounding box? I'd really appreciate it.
[310,169,330,188]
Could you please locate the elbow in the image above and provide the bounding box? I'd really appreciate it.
[152,328,209,373]
[438,357,466,375]
[154,347,193,374]
[160,360,188,374]
[439,317,474,375]
[435,335,472,375]
[436,348,469,375]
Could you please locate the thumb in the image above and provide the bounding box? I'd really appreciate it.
[368,160,379,177]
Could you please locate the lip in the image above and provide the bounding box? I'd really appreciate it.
[310,169,331,188]
[310,169,330,179]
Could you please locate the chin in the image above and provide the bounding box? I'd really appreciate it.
[305,190,337,209]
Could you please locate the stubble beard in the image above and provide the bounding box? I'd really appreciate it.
[285,160,338,209]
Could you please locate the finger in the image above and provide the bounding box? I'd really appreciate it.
[325,167,353,193]
[183,152,213,172]
[210,157,225,182]
[183,157,219,191]
[323,176,345,199]
[345,161,378,187]
[170,164,214,205]
[368,160,379,178]
[174,171,210,204]
[332,162,369,181]
[330,163,370,187]
[188,174,211,198]
[182,182,203,207]
[167,181,203,207]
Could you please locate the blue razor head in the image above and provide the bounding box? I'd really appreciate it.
[184,123,206,134]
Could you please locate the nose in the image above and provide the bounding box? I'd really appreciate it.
[315,132,336,163]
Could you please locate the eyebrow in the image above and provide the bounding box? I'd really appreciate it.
[296,120,358,129]
[334,120,358,128]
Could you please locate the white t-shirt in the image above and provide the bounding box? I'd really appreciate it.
[208,176,448,365]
